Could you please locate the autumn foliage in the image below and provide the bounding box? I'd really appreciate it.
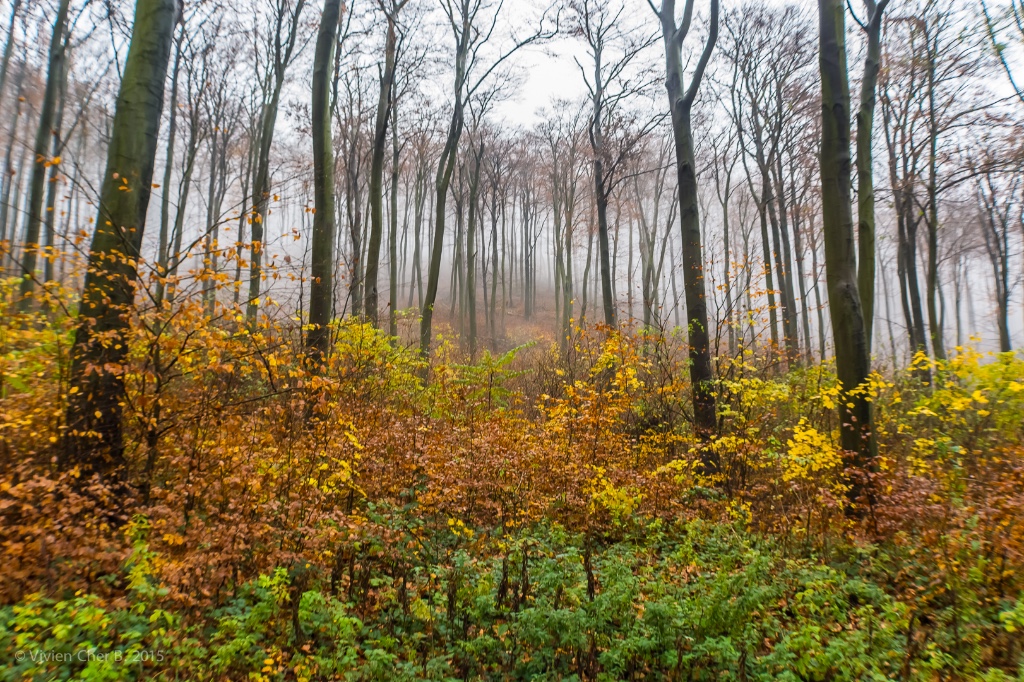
[2,277,1024,679]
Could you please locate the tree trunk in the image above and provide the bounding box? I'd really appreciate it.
[924,24,946,361]
[306,0,341,367]
[856,0,888,353]
[156,29,182,305]
[467,140,483,358]
[18,0,71,307]
[202,127,220,312]
[818,0,876,509]
[490,188,500,346]
[165,114,200,305]
[247,0,306,323]
[594,170,615,327]
[0,0,23,109]
[654,0,719,457]
[247,77,283,322]
[419,10,471,357]
[388,103,401,338]
[64,0,177,477]
[42,53,69,284]
[366,13,397,326]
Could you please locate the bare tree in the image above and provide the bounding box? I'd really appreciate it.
[246,0,308,323]
[649,0,719,454]
[572,0,657,327]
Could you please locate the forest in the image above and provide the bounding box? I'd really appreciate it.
[2,0,1024,678]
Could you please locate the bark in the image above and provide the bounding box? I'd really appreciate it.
[593,156,615,326]
[562,187,575,345]
[770,155,800,363]
[489,186,500,346]
[924,50,946,361]
[714,152,735,355]
[581,225,594,321]
[202,127,219,311]
[233,131,255,305]
[408,153,425,309]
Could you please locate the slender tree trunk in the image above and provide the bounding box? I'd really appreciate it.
[627,214,635,325]
[420,86,464,355]
[719,175,735,354]
[882,251,900,367]
[42,54,69,284]
[419,11,471,357]
[771,160,800,363]
[924,26,946,361]
[809,217,827,361]
[856,0,889,352]
[0,0,23,109]
[562,193,574,346]
[18,0,71,307]
[490,189,500,346]
[306,0,341,367]
[388,101,400,338]
[408,159,424,309]
[757,178,780,353]
[466,140,482,358]
[247,0,306,323]
[165,118,200,304]
[247,77,284,322]
[156,28,183,305]
[233,134,254,305]
[202,127,220,312]
[0,60,26,248]
[366,13,397,326]
[792,199,813,366]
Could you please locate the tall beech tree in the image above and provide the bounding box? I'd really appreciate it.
[18,0,71,308]
[306,0,344,367]
[572,0,656,328]
[817,0,876,507]
[64,0,178,477]
[246,0,307,323]
[853,0,890,351]
[649,0,719,457]
[365,0,406,327]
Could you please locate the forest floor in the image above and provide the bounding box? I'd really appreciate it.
[3,290,1024,680]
